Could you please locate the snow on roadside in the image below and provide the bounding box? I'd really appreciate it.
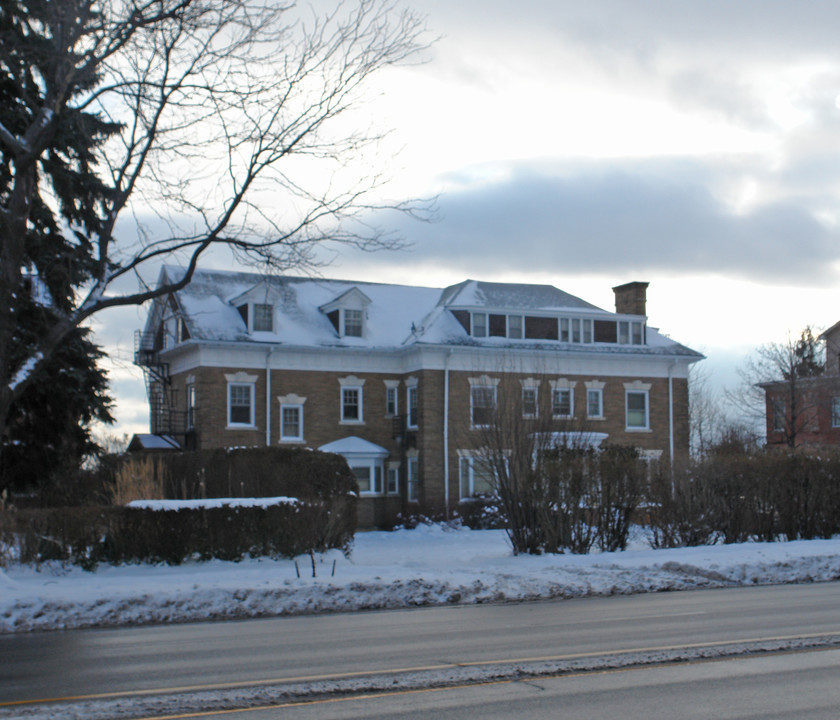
[2,524,840,634]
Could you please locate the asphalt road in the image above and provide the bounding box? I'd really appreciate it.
[2,582,840,717]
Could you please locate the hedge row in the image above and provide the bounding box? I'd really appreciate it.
[0,497,356,568]
[144,447,355,501]
[646,449,840,547]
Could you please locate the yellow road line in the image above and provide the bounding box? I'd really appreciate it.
[3,630,839,709]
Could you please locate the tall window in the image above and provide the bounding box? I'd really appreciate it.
[471,386,496,427]
[342,387,362,422]
[186,384,196,429]
[833,397,840,428]
[385,385,398,417]
[586,388,603,418]
[253,303,273,332]
[626,391,649,429]
[228,383,254,426]
[407,385,418,429]
[522,386,538,417]
[472,312,487,337]
[386,463,400,494]
[459,455,496,499]
[344,308,363,337]
[407,456,419,502]
[280,405,303,441]
[552,388,573,418]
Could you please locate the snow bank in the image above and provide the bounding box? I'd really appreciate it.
[1,525,839,633]
[127,497,298,510]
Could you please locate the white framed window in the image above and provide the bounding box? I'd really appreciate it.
[343,308,363,337]
[458,453,496,499]
[508,315,523,339]
[352,463,383,495]
[342,388,362,422]
[226,379,256,427]
[520,378,539,418]
[833,397,840,428]
[407,382,418,429]
[385,380,399,417]
[407,455,419,502]
[585,381,605,419]
[253,303,273,332]
[386,462,400,494]
[587,389,603,418]
[625,382,651,430]
[552,389,573,417]
[339,376,365,424]
[472,312,487,337]
[186,383,196,429]
[469,376,498,428]
[280,405,303,441]
[522,387,538,417]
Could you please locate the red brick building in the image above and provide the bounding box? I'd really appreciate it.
[763,323,840,447]
[136,267,702,526]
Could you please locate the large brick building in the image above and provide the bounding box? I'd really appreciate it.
[763,323,840,447]
[135,266,702,526]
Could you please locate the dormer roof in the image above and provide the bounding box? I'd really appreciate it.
[318,286,372,314]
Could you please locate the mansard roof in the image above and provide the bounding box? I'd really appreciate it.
[146,265,702,359]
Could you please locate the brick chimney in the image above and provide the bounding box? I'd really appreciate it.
[612,281,649,316]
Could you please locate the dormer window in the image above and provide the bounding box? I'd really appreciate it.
[253,303,273,332]
[319,287,372,339]
[344,309,363,337]
[236,302,274,333]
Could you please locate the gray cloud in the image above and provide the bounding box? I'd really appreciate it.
[362,160,840,285]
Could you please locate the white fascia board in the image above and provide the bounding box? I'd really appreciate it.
[165,339,696,380]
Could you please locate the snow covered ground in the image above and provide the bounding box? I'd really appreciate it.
[2,523,840,634]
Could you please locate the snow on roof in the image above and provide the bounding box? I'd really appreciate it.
[128,434,181,451]
[150,266,700,358]
[319,436,389,457]
[439,279,603,312]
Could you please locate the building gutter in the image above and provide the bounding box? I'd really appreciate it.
[443,349,452,519]
[265,347,275,447]
[668,361,676,463]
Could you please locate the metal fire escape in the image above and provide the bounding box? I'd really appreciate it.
[134,329,191,447]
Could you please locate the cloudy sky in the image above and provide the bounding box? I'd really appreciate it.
[95,0,840,437]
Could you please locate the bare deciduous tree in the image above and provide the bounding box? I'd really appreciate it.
[0,0,429,485]
[727,327,830,448]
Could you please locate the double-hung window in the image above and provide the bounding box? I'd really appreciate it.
[471,385,497,427]
[344,309,363,337]
[186,384,196,429]
[253,303,273,332]
[833,397,840,428]
[586,388,603,419]
[407,384,418,429]
[385,381,399,417]
[280,405,303,441]
[342,387,362,422]
[407,456,420,502]
[228,383,254,426]
[459,455,496,499]
[339,376,365,423]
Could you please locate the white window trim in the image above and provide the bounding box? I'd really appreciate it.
[386,461,400,495]
[351,458,385,495]
[384,380,400,417]
[406,377,419,429]
[342,308,364,337]
[339,376,365,424]
[585,380,606,420]
[407,452,420,502]
[624,381,652,431]
[278,394,306,442]
[457,450,497,500]
[225,372,258,428]
[469,375,499,428]
[520,377,540,418]
[550,378,576,419]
